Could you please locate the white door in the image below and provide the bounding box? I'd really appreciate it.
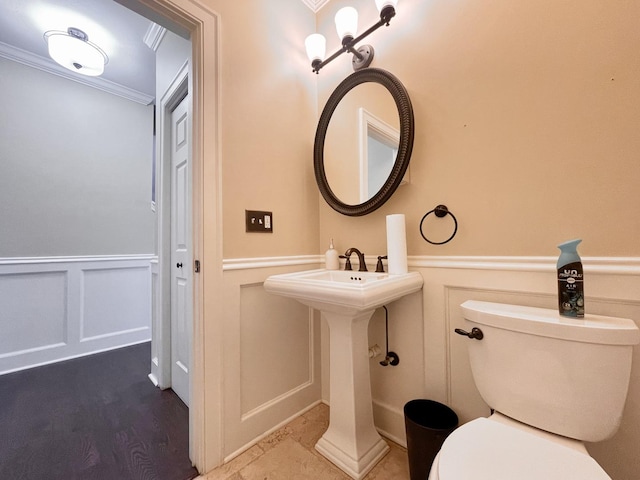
[170,93,191,406]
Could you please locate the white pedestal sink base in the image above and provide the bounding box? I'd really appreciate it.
[263,269,424,478]
[316,310,389,479]
[316,434,389,480]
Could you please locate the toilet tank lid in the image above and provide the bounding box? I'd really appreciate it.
[461,300,640,346]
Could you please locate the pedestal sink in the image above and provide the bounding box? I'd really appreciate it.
[264,269,423,479]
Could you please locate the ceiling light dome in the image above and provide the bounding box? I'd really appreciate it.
[44,27,108,77]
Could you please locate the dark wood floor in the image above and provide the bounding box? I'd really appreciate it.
[0,342,199,480]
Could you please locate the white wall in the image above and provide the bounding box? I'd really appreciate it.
[0,56,155,373]
[0,57,154,257]
[155,30,190,102]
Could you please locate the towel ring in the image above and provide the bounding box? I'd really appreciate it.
[420,204,458,245]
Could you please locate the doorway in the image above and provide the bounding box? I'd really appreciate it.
[0,0,221,474]
[120,0,224,472]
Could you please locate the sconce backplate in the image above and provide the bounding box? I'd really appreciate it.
[352,45,374,71]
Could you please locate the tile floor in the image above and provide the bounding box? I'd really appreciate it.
[197,403,410,480]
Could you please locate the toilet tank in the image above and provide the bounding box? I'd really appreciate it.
[460,300,640,442]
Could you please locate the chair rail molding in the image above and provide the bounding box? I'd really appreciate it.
[222,254,640,275]
[223,255,322,271]
[409,255,640,275]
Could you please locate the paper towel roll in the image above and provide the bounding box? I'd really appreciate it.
[386,214,408,275]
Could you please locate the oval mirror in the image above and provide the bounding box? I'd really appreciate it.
[314,68,414,216]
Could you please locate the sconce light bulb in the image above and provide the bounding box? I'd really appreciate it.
[335,6,359,40]
[375,0,398,11]
[305,33,326,62]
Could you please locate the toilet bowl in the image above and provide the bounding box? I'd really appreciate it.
[429,414,610,479]
[430,300,639,480]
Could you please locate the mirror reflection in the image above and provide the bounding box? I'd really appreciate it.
[360,107,401,202]
[324,82,400,205]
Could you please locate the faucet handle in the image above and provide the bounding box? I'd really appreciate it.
[339,255,352,271]
[376,255,388,273]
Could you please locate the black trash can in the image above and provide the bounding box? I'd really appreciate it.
[404,399,458,480]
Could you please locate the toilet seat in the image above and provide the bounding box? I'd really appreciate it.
[433,418,611,480]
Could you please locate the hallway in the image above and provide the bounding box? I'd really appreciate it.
[0,343,197,480]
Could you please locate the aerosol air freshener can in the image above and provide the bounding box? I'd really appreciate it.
[557,239,584,318]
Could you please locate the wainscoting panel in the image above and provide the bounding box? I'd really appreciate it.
[81,266,151,341]
[222,259,322,460]
[0,270,67,357]
[0,256,154,375]
[418,257,640,480]
[220,255,640,479]
[239,283,313,418]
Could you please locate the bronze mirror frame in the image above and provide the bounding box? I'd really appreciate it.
[314,68,414,216]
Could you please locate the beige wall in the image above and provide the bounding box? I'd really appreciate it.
[316,0,640,258]
[207,0,320,259]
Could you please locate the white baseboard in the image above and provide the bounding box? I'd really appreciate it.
[373,400,407,447]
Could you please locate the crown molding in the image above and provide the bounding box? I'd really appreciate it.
[143,22,167,52]
[300,0,330,13]
[0,41,154,105]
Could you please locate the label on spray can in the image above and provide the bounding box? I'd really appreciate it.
[557,261,584,317]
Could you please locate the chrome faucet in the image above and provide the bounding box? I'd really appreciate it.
[342,248,368,272]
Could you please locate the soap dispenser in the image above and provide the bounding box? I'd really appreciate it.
[557,239,584,318]
[325,238,339,270]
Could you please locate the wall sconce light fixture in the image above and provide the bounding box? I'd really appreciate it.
[44,27,109,77]
[305,0,398,74]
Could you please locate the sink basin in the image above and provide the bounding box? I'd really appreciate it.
[264,268,423,479]
[263,268,423,315]
[292,270,388,283]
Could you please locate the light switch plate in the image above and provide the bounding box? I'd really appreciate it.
[245,210,273,233]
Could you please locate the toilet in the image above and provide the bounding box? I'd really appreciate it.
[429,300,640,480]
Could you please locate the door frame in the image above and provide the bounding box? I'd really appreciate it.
[121,0,223,473]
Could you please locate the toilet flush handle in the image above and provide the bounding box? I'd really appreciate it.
[455,327,484,340]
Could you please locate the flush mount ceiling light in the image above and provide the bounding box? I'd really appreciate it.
[305,0,398,74]
[44,27,108,77]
